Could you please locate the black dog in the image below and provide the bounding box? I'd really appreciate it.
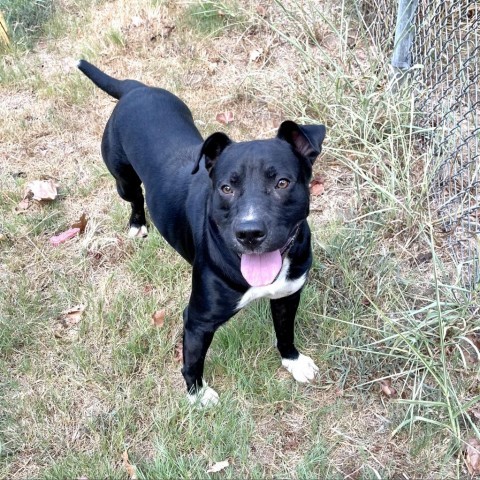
[78,60,326,407]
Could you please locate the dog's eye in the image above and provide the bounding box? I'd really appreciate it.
[276,179,290,189]
[221,185,233,194]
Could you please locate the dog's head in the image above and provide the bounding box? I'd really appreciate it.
[192,121,326,287]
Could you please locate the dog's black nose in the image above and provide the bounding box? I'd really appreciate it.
[235,220,267,248]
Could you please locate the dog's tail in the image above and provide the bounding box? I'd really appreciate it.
[77,59,144,100]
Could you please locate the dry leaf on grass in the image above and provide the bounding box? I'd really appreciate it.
[466,437,480,475]
[54,305,85,338]
[174,342,183,363]
[27,179,58,201]
[50,213,88,246]
[71,212,88,233]
[256,5,267,17]
[59,305,85,328]
[216,111,234,125]
[122,451,138,480]
[16,179,59,212]
[206,459,229,473]
[50,227,80,246]
[151,309,166,328]
[131,15,144,27]
[143,284,154,294]
[379,379,397,398]
[15,196,31,212]
[310,175,325,196]
[249,48,263,62]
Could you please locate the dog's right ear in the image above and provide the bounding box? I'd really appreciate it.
[191,132,232,175]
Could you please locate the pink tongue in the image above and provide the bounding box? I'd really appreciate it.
[240,250,282,287]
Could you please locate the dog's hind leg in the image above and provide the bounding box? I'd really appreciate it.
[114,166,147,238]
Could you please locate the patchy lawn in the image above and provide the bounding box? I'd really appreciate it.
[1,1,479,479]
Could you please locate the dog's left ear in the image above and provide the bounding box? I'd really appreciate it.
[277,121,326,165]
[191,132,232,175]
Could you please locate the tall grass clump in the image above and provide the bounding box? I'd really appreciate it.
[238,0,480,455]
[0,0,54,49]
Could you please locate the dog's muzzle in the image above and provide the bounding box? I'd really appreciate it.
[239,223,301,287]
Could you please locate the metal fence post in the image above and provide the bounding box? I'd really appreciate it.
[390,0,418,87]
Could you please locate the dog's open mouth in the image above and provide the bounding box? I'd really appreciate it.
[240,225,300,287]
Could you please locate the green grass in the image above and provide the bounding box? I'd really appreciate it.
[181,0,251,36]
[0,0,55,49]
[243,0,480,466]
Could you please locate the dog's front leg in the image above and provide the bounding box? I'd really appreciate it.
[270,290,319,383]
[181,323,219,408]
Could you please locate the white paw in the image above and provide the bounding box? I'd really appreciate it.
[282,353,319,383]
[128,225,148,238]
[187,385,219,408]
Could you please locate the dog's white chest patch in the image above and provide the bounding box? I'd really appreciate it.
[236,258,307,310]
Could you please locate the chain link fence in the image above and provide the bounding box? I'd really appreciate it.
[358,0,480,289]
[413,0,479,289]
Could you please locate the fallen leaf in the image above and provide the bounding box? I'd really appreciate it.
[174,342,183,363]
[379,379,397,398]
[216,111,234,125]
[310,183,324,195]
[50,227,80,246]
[207,459,229,473]
[249,48,263,62]
[151,309,166,328]
[256,5,267,17]
[16,196,31,212]
[27,179,58,201]
[143,284,154,294]
[466,437,480,475]
[122,451,138,480]
[131,15,144,27]
[71,213,88,233]
[54,305,85,338]
[60,305,85,328]
[310,175,325,196]
[207,61,218,74]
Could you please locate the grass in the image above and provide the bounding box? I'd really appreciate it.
[0,0,54,49]
[182,0,249,36]
[1,0,479,478]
